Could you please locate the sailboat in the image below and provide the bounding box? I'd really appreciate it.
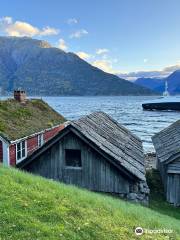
[142,80,180,111]
[163,80,170,97]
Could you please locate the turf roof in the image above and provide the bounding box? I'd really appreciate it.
[0,99,66,141]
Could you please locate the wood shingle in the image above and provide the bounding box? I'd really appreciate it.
[71,111,145,181]
[152,120,180,163]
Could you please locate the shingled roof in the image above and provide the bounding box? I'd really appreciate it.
[152,120,180,163]
[71,112,145,181]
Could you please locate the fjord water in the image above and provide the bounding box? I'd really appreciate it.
[43,96,180,152]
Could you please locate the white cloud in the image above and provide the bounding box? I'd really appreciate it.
[96,48,109,55]
[0,16,59,37]
[57,38,68,51]
[92,59,117,74]
[76,51,91,60]
[118,63,180,81]
[1,16,12,25]
[70,29,88,38]
[67,18,78,25]
[40,26,59,36]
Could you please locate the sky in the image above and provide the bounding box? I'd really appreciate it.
[0,0,180,79]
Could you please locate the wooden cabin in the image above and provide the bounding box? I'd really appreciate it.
[0,90,66,166]
[17,112,149,204]
[152,120,180,206]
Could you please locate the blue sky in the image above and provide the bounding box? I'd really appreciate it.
[0,0,180,78]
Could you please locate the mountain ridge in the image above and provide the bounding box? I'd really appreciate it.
[0,36,156,96]
[135,70,180,95]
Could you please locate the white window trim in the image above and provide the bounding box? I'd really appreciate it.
[38,134,44,147]
[0,136,10,166]
[16,140,27,164]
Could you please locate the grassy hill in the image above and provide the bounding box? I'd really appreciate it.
[0,165,179,240]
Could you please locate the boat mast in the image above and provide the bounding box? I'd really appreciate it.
[163,80,169,96]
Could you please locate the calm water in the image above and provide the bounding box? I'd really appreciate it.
[1,96,179,152]
[42,96,180,152]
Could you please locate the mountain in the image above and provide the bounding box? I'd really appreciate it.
[135,70,180,95]
[0,36,156,96]
[166,70,180,94]
[135,78,164,93]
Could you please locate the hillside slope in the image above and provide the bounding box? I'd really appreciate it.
[0,36,156,96]
[0,165,179,240]
[166,70,180,94]
[135,78,164,93]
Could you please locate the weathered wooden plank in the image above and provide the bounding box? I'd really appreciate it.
[72,123,145,178]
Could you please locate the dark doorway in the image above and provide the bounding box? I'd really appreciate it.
[65,149,82,167]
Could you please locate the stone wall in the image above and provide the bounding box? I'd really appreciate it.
[111,181,150,205]
[127,181,150,205]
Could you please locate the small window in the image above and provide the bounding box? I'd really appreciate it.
[65,149,82,168]
[38,134,44,147]
[16,140,26,162]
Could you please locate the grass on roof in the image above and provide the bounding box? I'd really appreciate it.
[0,99,66,141]
[0,165,179,240]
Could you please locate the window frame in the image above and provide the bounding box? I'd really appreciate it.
[38,134,44,147]
[16,140,27,163]
[65,149,82,169]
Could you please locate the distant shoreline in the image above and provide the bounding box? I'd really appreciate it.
[0,95,159,98]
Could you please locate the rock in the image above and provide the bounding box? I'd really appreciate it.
[137,194,145,201]
[127,193,137,200]
[139,181,150,194]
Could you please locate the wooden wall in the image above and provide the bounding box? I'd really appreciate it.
[167,159,180,173]
[159,157,180,206]
[24,131,131,194]
[9,144,16,166]
[166,173,180,206]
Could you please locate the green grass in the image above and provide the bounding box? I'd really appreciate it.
[0,99,66,140]
[0,165,179,240]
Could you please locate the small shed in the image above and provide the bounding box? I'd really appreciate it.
[152,120,180,206]
[18,112,149,204]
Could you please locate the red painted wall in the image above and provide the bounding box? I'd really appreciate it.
[44,125,64,142]
[27,135,38,156]
[9,124,65,166]
[9,144,16,166]
[0,141,3,162]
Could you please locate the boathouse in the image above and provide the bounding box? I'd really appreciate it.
[0,90,66,166]
[152,120,180,206]
[18,112,149,204]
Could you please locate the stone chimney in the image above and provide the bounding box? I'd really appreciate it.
[14,90,27,103]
